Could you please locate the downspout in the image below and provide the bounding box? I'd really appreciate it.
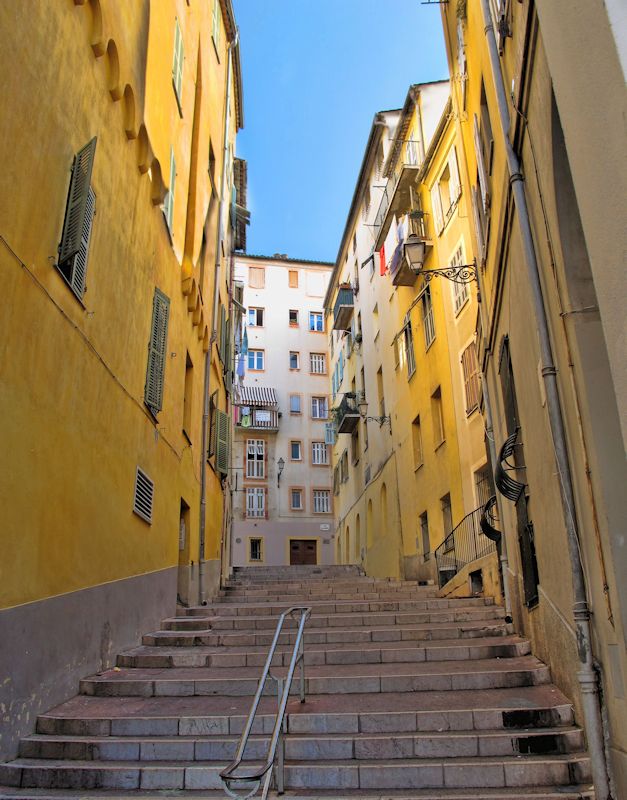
[479,1,611,796]
[199,32,237,606]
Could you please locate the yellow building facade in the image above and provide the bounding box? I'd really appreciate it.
[326,81,491,590]
[0,0,243,759]
[438,0,627,795]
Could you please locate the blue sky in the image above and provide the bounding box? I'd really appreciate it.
[232,0,449,264]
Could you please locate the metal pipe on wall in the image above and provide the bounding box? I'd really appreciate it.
[478,1,611,796]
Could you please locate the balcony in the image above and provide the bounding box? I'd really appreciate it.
[333,284,354,331]
[389,212,432,288]
[234,384,279,432]
[374,162,422,251]
[333,394,360,434]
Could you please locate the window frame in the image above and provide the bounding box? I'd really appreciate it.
[309,311,324,332]
[310,352,327,374]
[290,487,305,512]
[245,438,266,479]
[248,307,264,327]
[289,351,300,371]
[245,486,266,519]
[248,536,263,563]
[289,440,302,461]
[311,395,329,420]
[249,266,265,289]
[288,309,299,326]
[247,349,265,371]
[289,394,302,415]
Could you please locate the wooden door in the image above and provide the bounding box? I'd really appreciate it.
[290,539,317,565]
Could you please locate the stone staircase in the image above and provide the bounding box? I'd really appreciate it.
[0,565,594,798]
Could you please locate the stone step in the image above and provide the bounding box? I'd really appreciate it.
[0,786,597,799]
[203,607,505,632]
[185,597,494,617]
[0,753,592,791]
[142,619,510,648]
[78,657,551,698]
[161,618,213,632]
[118,635,531,669]
[219,590,440,604]
[19,726,585,761]
[36,686,575,737]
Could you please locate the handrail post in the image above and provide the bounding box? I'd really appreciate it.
[299,633,306,703]
[276,677,285,795]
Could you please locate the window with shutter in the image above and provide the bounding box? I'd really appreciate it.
[448,147,461,204]
[215,409,230,475]
[58,141,97,300]
[461,342,481,414]
[208,390,218,458]
[59,138,97,264]
[471,186,486,262]
[145,288,170,415]
[164,148,176,232]
[211,0,221,50]
[473,114,489,212]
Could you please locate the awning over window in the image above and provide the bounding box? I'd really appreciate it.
[234,384,278,408]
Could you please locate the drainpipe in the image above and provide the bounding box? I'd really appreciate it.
[199,32,237,606]
[479,2,611,796]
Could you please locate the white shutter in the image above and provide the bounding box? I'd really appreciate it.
[473,114,489,211]
[172,19,184,103]
[471,186,485,261]
[448,147,461,203]
[430,185,444,235]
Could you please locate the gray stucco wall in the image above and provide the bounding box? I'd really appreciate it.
[0,566,176,760]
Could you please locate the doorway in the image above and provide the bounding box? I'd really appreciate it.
[290,539,317,565]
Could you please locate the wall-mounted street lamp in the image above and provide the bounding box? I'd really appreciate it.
[404,234,478,285]
[277,457,285,487]
[357,399,391,432]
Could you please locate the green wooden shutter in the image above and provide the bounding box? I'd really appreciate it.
[215,409,230,476]
[145,288,170,414]
[59,138,97,264]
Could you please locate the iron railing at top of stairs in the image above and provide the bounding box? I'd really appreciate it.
[434,504,498,589]
[220,605,311,799]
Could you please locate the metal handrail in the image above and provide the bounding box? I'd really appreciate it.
[220,606,311,799]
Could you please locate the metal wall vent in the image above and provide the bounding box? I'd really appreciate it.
[133,467,154,524]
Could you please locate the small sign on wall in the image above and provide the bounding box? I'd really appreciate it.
[320,523,330,531]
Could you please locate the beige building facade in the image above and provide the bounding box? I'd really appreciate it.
[231,255,334,567]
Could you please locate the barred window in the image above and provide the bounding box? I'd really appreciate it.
[313,489,331,514]
[312,442,328,465]
[310,353,326,374]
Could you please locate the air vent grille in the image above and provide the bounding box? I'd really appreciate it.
[133,467,154,524]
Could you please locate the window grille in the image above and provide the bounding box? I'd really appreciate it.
[310,353,326,373]
[313,489,331,513]
[249,538,262,561]
[312,442,328,465]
